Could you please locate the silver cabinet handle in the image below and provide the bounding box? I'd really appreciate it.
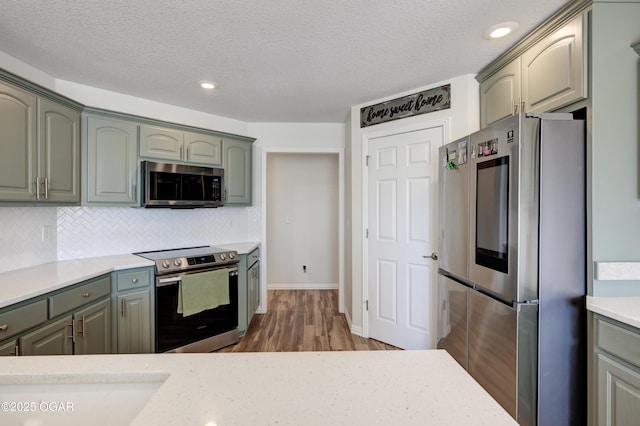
[423,253,438,260]
[68,321,75,342]
[44,177,49,199]
[132,278,139,283]
[35,177,41,200]
[82,292,91,298]
[121,299,126,317]
[78,315,85,337]
[180,146,184,160]
[0,324,8,331]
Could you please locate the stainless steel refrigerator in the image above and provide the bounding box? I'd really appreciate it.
[437,113,586,426]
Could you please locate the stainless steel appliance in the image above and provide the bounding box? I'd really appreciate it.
[141,161,224,208]
[135,246,239,353]
[437,113,586,425]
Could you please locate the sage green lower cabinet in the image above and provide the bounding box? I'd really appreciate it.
[248,259,260,324]
[73,298,111,355]
[0,339,18,356]
[592,314,640,425]
[0,274,112,356]
[20,316,73,356]
[21,295,111,356]
[238,246,260,336]
[112,267,154,353]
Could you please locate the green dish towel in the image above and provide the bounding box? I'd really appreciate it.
[177,268,230,317]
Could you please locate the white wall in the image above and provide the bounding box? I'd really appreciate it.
[348,74,479,334]
[266,153,339,289]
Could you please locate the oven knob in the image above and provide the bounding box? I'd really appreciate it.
[228,252,235,259]
[220,253,226,261]
[162,260,170,269]
[174,259,182,267]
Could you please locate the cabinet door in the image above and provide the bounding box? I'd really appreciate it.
[184,132,222,166]
[20,316,73,356]
[522,13,586,114]
[86,116,139,204]
[0,339,19,356]
[39,98,80,203]
[0,81,37,201]
[222,139,252,205]
[139,124,184,161]
[248,261,260,324]
[237,255,249,336]
[116,290,151,354]
[479,58,521,129]
[597,353,640,426]
[74,298,111,355]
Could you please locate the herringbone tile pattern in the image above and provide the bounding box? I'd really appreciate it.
[0,207,57,273]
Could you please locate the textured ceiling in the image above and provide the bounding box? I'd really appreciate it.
[0,0,570,122]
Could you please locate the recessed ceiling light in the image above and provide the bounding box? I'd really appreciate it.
[200,81,216,90]
[483,22,519,40]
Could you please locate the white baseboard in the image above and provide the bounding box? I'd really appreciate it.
[344,309,353,330]
[267,283,338,290]
[350,323,363,337]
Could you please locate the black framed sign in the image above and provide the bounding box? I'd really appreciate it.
[360,84,451,128]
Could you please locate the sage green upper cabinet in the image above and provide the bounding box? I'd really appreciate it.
[38,97,80,203]
[0,81,37,201]
[85,114,139,205]
[223,138,252,205]
[140,124,223,167]
[479,12,587,128]
[184,132,222,166]
[0,78,80,203]
[139,124,184,162]
[521,13,587,114]
[480,58,522,129]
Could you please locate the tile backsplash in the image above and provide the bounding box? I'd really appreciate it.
[0,207,57,273]
[0,205,261,273]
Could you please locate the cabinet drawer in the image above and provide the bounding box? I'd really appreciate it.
[115,268,152,291]
[248,247,260,268]
[0,299,47,340]
[595,315,640,367]
[49,275,111,318]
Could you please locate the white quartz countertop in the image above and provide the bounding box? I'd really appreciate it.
[587,295,640,329]
[0,254,154,309]
[0,350,517,425]
[216,241,260,255]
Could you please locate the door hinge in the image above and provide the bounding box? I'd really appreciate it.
[366,155,370,166]
[365,300,369,311]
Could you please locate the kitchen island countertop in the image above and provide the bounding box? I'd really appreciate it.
[0,350,517,425]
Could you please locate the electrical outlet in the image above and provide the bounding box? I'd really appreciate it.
[41,225,51,242]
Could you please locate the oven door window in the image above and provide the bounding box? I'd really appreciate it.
[475,156,509,273]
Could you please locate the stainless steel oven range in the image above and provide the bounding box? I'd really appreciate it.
[134,246,239,353]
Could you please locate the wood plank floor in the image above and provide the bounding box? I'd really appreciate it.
[217,290,399,352]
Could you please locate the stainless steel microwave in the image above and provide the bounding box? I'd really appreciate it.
[141,161,224,208]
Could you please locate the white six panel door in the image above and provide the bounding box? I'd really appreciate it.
[367,125,443,349]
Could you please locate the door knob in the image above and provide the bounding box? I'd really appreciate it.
[423,253,438,260]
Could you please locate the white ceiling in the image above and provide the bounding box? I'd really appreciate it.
[0,0,570,123]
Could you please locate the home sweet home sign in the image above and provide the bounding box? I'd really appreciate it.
[360,84,450,128]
